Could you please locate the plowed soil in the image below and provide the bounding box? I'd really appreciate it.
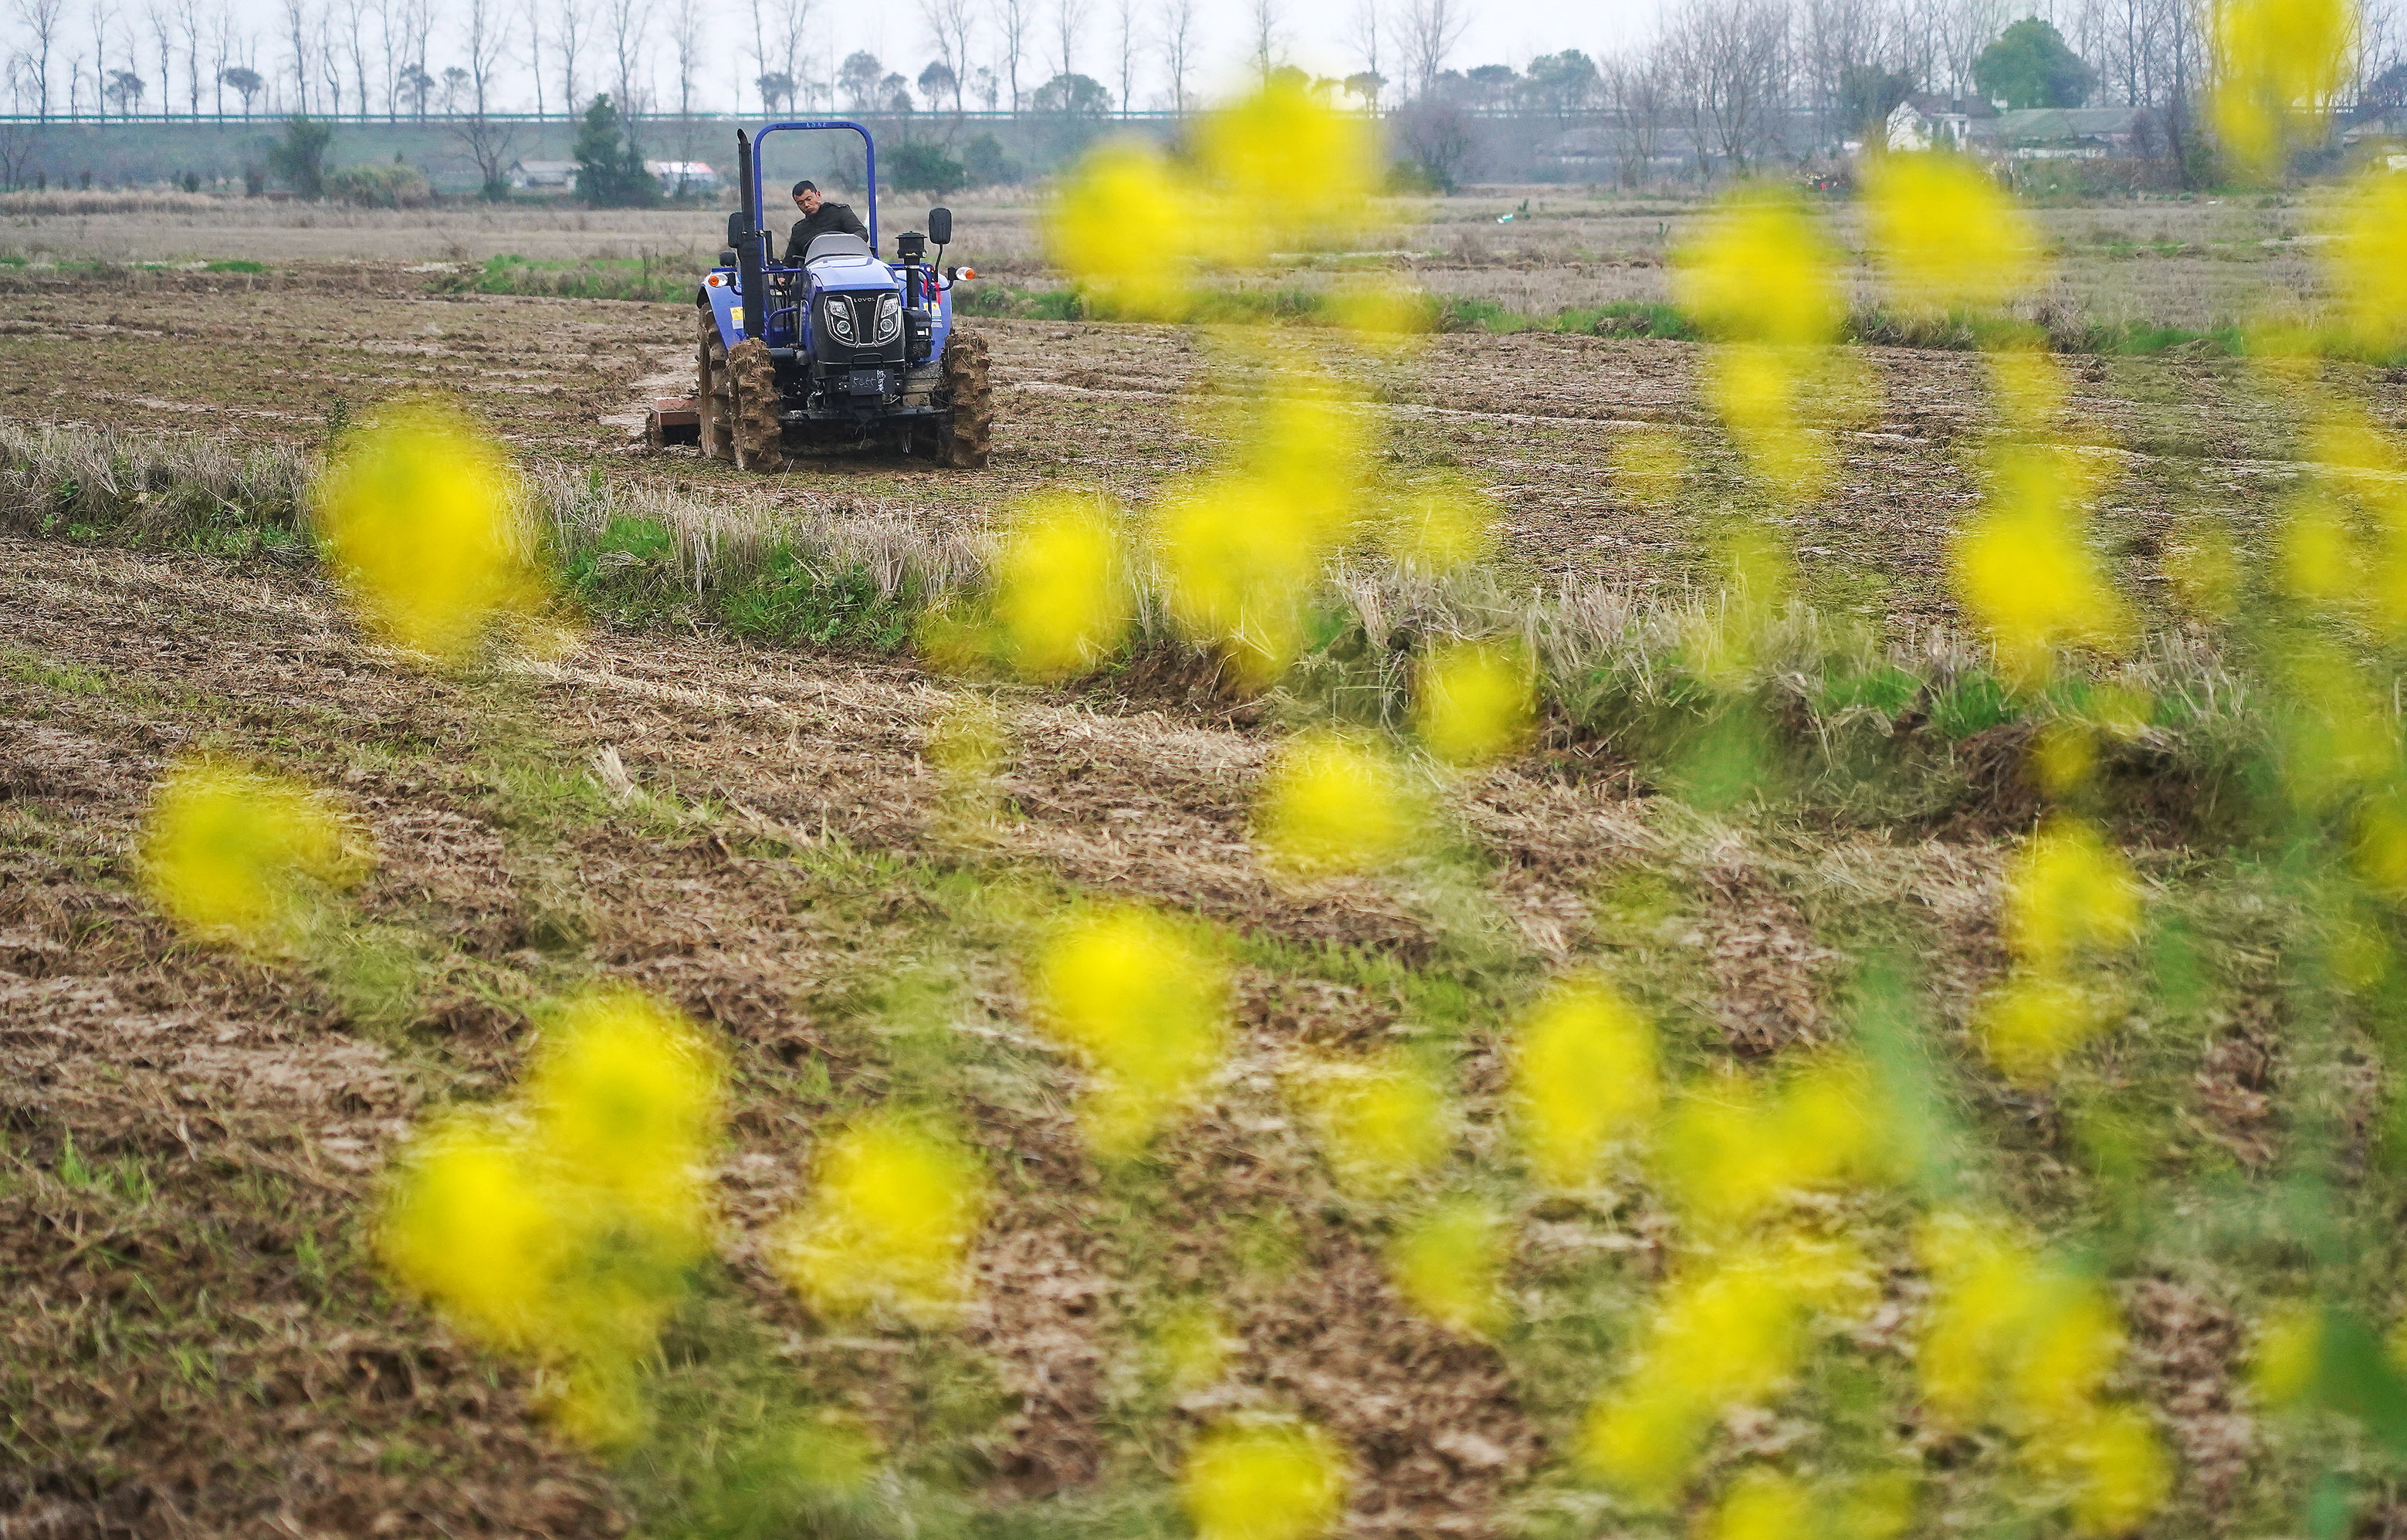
[0,259,2348,1538]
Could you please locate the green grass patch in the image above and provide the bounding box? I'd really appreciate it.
[203,259,269,274]
[462,252,702,303]
[717,548,918,652]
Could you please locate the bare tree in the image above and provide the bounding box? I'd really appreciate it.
[993,0,1029,107]
[518,0,542,111]
[669,0,698,115]
[1112,0,1134,108]
[1050,0,1087,80]
[556,0,584,109]
[317,8,340,110]
[1248,0,1278,79]
[919,0,974,110]
[1603,46,1671,185]
[87,0,111,119]
[1344,0,1382,95]
[172,0,201,111]
[209,2,231,113]
[1154,0,1191,110]
[1798,0,1888,147]
[144,0,171,113]
[769,0,808,110]
[1661,0,1789,178]
[8,0,66,117]
[280,0,310,112]
[398,0,435,116]
[1396,0,1471,99]
[603,0,645,112]
[462,0,504,110]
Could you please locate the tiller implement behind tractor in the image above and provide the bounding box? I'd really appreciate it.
[678,119,993,471]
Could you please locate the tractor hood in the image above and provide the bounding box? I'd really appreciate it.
[809,250,901,293]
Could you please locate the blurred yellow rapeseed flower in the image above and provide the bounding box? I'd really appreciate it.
[1386,1197,1509,1337]
[378,983,726,1445]
[1610,428,1688,506]
[1918,1213,2168,1532]
[1975,971,2118,1085]
[2209,0,2351,182]
[1582,1234,1870,1504]
[1952,448,2129,687]
[141,757,363,948]
[1180,1420,1351,1540]
[317,398,538,661]
[990,496,1132,679]
[1414,641,1536,766]
[1294,1048,1453,1198]
[1865,152,2044,314]
[1658,1058,1887,1229]
[1153,1299,1238,1392]
[1381,477,1500,571]
[378,1111,566,1352]
[1047,141,1199,320]
[1705,1470,1918,1540]
[773,1117,987,1323]
[1191,78,1378,263]
[1675,188,1842,349]
[1515,977,1660,1190]
[1250,391,1369,549]
[2003,819,2142,970]
[2250,1300,2326,1406]
[1255,731,1425,875]
[1031,905,1229,1155]
[2327,168,2407,356]
[1156,475,1323,687]
[1324,281,1434,344]
[1990,347,2070,436]
[527,988,725,1251]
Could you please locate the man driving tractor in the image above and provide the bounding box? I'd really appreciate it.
[784,179,869,260]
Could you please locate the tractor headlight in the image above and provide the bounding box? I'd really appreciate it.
[875,292,902,343]
[823,295,855,345]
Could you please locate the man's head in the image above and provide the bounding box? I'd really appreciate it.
[791,179,821,215]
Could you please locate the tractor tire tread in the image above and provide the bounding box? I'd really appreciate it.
[697,311,736,462]
[936,329,993,469]
[728,336,787,472]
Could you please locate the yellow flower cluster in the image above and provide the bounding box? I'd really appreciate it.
[316,398,540,662]
[379,988,724,1445]
[988,496,1134,680]
[1180,1420,1352,1540]
[1414,641,1537,766]
[1952,446,2130,689]
[1386,1198,1510,1339]
[1865,152,2046,315]
[1514,977,1661,1191]
[1031,905,1231,1156]
[1254,731,1427,875]
[2209,0,2352,182]
[1976,819,2143,1083]
[1580,1233,1874,1505]
[1701,1468,1916,1540]
[1657,1058,1890,1231]
[771,1116,988,1324]
[2275,406,2407,635]
[1290,1047,1454,1199]
[1046,77,1380,320]
[140,756,366,949]
[1674,188,1846,500]
[1918,1213,2171,1533]
[2327,170,2407,357]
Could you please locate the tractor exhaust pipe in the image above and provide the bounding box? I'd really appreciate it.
[735,129,765,341]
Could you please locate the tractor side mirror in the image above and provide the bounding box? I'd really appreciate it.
[927,207,952,245]
[726,209,748,245]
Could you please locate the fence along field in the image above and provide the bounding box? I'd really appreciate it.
[8,16,2407,1540]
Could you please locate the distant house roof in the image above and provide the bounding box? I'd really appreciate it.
[645,160,716,179]
[1992,107,2155,144]
[1900,93,1999,120]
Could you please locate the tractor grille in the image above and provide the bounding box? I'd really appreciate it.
[833,293,882,340]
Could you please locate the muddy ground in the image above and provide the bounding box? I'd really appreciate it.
[0,259,2379,1538]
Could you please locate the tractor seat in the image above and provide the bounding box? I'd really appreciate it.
[804,232,875,264]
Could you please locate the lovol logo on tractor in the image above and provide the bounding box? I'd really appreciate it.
[651,119,994,472]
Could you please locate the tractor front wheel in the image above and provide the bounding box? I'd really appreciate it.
[727,337,787,472]
[696,312,734,462]
[933,330,993,469]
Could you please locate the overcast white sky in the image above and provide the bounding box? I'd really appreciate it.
[6,0,1650,115]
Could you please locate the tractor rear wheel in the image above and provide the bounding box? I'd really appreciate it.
[727,337,787,472]
[934,330,993,469]
[696,313,734,462]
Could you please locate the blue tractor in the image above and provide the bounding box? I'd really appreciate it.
[695,120,992,470]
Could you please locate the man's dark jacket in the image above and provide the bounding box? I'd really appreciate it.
[784,201,868,261]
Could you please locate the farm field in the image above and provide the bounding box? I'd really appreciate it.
[5,181,2407,1540]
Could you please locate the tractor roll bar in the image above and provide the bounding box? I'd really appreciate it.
[749,120,879,256]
